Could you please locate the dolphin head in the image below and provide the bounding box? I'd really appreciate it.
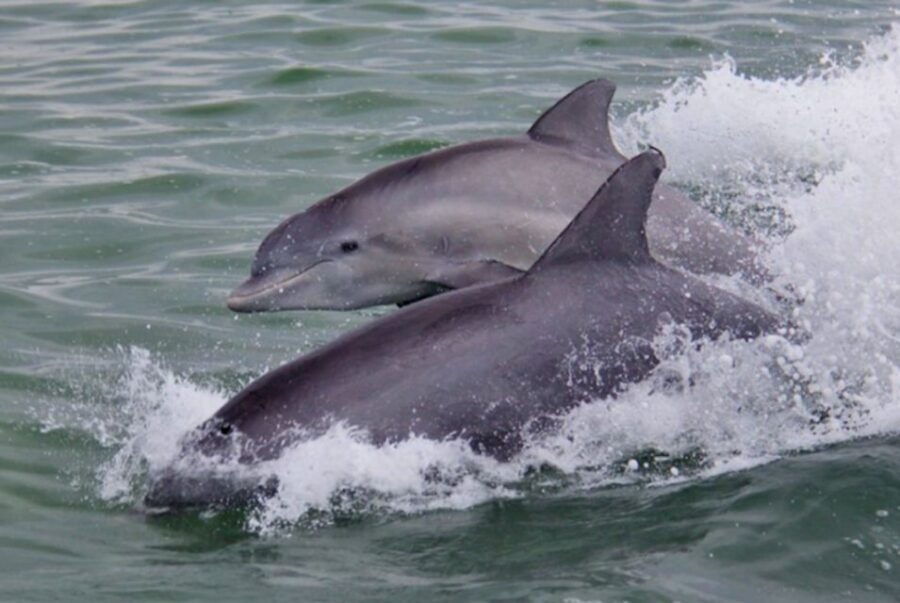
[143,417,279,511]
[227,197,438,311]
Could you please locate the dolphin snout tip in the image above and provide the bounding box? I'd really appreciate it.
[227,272,298,313]
[144,469,280,512]
[226,278,272,312]
[226,292,257,313]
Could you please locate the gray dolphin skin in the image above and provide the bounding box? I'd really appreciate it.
[227,79,764,312]
[147,150,782,509]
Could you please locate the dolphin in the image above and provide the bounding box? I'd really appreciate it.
[227,79,764,312]
[147,150,783,509]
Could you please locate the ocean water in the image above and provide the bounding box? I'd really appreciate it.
[1,0,899,600]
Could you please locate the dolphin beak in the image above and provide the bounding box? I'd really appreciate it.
[144,468,279,511]
[226,261,330,312]
[226,275,281,312]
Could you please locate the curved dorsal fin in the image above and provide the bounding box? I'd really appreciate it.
[528,149,666,272]
[527,79,622,159]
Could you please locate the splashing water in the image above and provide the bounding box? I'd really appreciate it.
[620,25,900,437]
[96,348,225,503]
[49,26,900,534]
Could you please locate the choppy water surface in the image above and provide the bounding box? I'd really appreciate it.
[1,1,899,600]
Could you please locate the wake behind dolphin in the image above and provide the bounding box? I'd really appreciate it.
[147,150,784,510]
[227,79,765,312]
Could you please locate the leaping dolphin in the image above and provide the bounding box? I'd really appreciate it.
[148,150,782,509]
[227,79,764,312]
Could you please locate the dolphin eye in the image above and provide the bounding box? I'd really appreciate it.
[220,423,233,436]
[340,240,359,253]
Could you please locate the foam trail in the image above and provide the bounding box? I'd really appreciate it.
[46,26,900,533]
[619,27,900,182]
[614,25,900,449]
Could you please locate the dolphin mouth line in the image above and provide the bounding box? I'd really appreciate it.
[229,259,332,304]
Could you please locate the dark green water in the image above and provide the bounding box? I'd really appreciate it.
[1,1,899,601]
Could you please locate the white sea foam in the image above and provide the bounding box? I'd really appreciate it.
[94,348,225,503]
[69,27,900,533]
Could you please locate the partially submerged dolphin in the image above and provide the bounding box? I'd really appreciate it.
[227,79,764,312]
[147,150,782,509]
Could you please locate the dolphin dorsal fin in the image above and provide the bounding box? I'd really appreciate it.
[527,79,622,159]
[528,149,666,272]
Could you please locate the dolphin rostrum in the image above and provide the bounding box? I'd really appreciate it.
[227,79,764,312]
[147,150,783,509]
